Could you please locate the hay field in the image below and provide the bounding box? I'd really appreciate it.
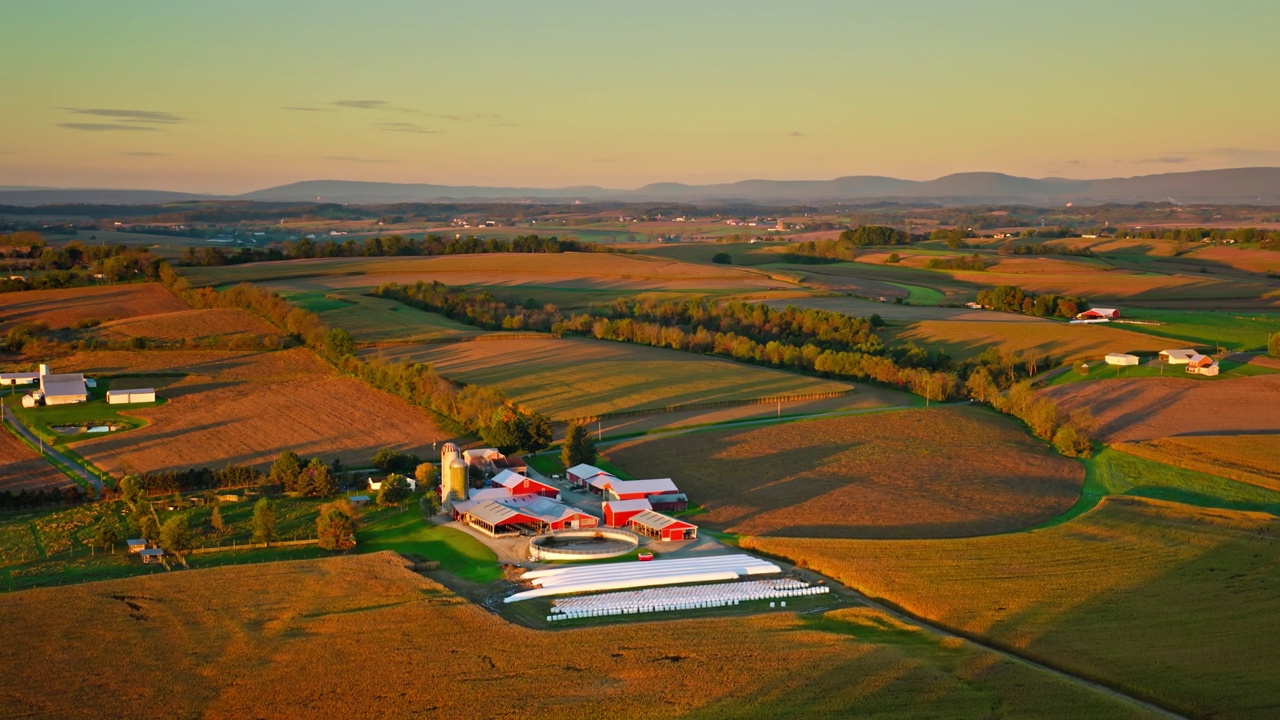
[50,348,449,473]
[1111,309,1280,350]
[608,407,1083,538]
[0,426,68,491]
[180,252,783,290]
[1118,436,1280,488]
[945,268,1278,305]
[886,320,1169,362]
[0,552,1152,719]
[1179,246,1280,275]
[90,308,281,343]
[0,283,186,332]
[761,296,1049,323]
[365,337,853,420]
[746,497,1280,719]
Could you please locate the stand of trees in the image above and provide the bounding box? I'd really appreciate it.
[2,236,165,292]
[175,233,631,267]
[975,285,1086,319]
[925,254,987,271]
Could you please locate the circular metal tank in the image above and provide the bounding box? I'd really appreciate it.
[445,457,469,505]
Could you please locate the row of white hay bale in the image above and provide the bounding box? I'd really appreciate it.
[509,553,781,602]
[545,578,830,621]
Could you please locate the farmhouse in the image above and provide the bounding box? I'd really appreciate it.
[367,476,418,492]
[603,498,653,528]
[106,388,156,405]
[1187,354,1220,376]
[1076,308,1120,320]
[491,469,559,498]
[627,510,698,542]
[1104,353,1140,366]
[1160,349,1199,365]
[453,494,598,537]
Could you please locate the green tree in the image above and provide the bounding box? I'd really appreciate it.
[303,457,337,497]
[711,252,732,264]
[136,510,160,542]
[377,473,412,506]
[1052,423,1093,458]
[251,498,278,544]
[317,509,356,551]
[1270,332,1280,358]
[269,450,302,491]
[210,504,225,534]
[324,327,355,358]
[119,474,145,512]
[414,462,439,487]
[561,422,597,469]
[91,522,120,551]
[159,514,194,555]
[519,412,553,453]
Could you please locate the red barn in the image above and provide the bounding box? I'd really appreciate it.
[603,498,652,528]
[454,494,598,536]
[604,478,679,501]
[627,510,697,542]
[1075,308,1119,320]
[492,470,558,498]
[566,463,609,488]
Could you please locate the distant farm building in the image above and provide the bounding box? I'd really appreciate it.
[566,463,611,489]
[1076,308,1120,320]
[647,493,690,513]
[106,388,156,405]
[368,476,417,493]
[0,372,39,386]
[126,539,148,554]
[1160,349,1199,365]
[1104,353,1140,366]
[38,363,88,405]
[627,511,698,542]
[1187,354,1220,376]
[139,548,165,564]
[603,498,653,528]
[348,495,370,507]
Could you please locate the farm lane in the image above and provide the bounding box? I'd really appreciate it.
[1,406,102,494]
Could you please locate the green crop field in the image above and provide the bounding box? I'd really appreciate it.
[1108,310,1280,351]
[278,289,483,344]
[362,336,853,420]
[747,493,1280,719]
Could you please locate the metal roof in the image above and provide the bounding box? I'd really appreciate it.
[492,469,550,490]
[588,473,620,489]
[606,478,679,496]
[462,494,587,526]
[603,498,652,513]
[566,463,605,477]
[627,510,694,531]
[39,373,86,398]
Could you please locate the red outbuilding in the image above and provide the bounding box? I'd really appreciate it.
[492,469,559,498]
[603,498,652,528]
[627,510,698,542]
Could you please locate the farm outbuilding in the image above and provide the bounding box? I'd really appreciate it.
[454,494,598,537]
[647,493,690,513]
[605,478,680,502]
[0,372,39,386]
[627,511,697,542]
[1104,353,1140,366]
[603,498,653,528]
[106,388,156,404]
[1076,308,1120,320]
[566,463,610,489]
[491,469,558,498]
[139,548,165,564]
[39,372,88,405]
[1160,349,1198,365]
[126,539,148,554]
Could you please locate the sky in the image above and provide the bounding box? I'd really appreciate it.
[2,0,1279,194]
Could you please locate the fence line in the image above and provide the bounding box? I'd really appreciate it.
[186,537,319,555]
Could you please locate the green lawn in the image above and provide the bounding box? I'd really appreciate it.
[1109,310,1280,351]
[280,289,482,343]
[524,453,631,480]
[356,507,500,583]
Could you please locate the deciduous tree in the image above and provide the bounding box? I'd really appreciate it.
[317,509,356,551]
[251,498,278,543]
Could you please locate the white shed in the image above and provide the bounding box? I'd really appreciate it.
[107,389,156,404]
[1104,353,1140,366]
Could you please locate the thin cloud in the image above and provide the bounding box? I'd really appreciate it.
[59,123,158,132]
[64,108,184,124]
[378,121,442,135]
[789,131,805,137]
[333,100,387,109]
[120,151,170,157]
[322,155,393,163]
[282,106,337,112]
[1139,156,1192,164]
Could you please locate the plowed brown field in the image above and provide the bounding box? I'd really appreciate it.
[0,283,186,331]
[0,552,1148,719]
[607,406,1083,538]
[51,348,449,473]
[91,308,281,343]
[0,427,68,491]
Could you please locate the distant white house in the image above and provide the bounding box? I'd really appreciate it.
[368,476,417,493]
[1105,353,1140,366]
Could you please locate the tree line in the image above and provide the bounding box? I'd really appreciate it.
[974,285,1086,319]
[2,237,165,293]
[175,233,632,267]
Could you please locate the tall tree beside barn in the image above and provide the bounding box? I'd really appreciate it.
[160,514,194,557]
[561,422,597,469]
[303,457,337,497]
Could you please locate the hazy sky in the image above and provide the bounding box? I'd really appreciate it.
[2,1,1278,193]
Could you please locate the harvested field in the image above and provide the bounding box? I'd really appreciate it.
[886,320,1169,362]
[365,337,853,421]
[0,283,186,332]
[50,348,449,473]
[1187,246,1280,275]
[945,269,1279,305]
[607,406,1083,538]
[179,253,784,291]
[90,308,281,343]
[1117,436,1280,488]
[0,552,1153,719]
[746,497,1280,719]
[761,296,1049,323]
[1045,373,1280,483]
[0,425,68,491]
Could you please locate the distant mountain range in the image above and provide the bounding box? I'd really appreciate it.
[5,167,1280,207]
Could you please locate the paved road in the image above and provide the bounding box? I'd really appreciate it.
[1,405,103,494]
